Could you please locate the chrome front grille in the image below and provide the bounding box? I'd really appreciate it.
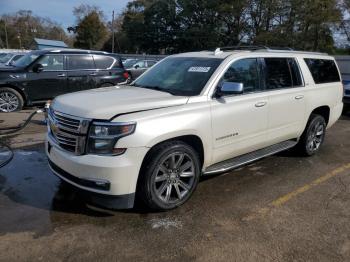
[54,113,80,132]
[47,108,91,155]
[55,132,77,152]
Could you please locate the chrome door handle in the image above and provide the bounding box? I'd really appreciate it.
[255,101,267,107]
[295,95,304,100]
[89,72,97,76]
[57,73,66,77]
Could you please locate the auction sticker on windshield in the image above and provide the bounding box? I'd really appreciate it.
[188,67,211,73]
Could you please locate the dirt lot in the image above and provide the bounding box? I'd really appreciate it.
[0,108,350,262]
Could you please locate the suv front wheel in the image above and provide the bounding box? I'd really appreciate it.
[0,87,24,112]
[138,141,201,210]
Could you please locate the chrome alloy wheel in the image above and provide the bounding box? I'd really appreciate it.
[307,120,325,152]
[154,152,196,204]
[0,91,19,112]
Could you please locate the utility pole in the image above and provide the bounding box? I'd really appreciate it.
[17,34,22,49]
[112,10,115,53]
[3,20,9,49]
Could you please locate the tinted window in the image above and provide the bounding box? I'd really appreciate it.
[67,55,95,70]
[264,58,292,89]
[93,55,114,69]
[288,58,303,87]
[304,59,340,84]
[134,61,145,68]
[123,59,138,68]
[36,55,64,71]
[134,57,222,96]
[12,55,23,62]
[147,60,157,67]
[222,58,260,93]
[0,53,13,63]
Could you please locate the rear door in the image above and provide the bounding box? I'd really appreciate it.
[263,57,306,144]
[26,54,67,101]
[66,54,97,92]
[93,55,126,86]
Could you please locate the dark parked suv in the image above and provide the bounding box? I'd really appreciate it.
[0,49,129,112]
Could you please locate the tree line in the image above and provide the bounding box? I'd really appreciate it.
[1,1,350,54]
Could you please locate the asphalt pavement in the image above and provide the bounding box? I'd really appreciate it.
[0,108,350,261]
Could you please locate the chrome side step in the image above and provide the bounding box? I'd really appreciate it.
[203,140,298,175]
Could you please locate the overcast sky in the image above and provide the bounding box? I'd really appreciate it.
[0,0,130,28]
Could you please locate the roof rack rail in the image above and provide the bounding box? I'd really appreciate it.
[219,45,266,51]
[219,45,294,51]
[214,45,328,56]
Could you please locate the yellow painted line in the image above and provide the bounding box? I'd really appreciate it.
[271,163,350,207]
[243,163,350,221]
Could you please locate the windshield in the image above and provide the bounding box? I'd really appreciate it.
[0,53,13,63]
[13,53,40,67]
[133,57,222,96]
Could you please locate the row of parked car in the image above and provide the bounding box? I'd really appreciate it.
[0,49,160,112]
[0,50,30,67]
[0,48,349,113]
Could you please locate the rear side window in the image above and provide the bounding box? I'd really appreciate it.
[264,58,303,89]
[67,55,95,70]
[304,59,340,84]
[93,55,115,69]
[264,58,292,89]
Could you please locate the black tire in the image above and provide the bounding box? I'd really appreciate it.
[296,114,326,156]
[0,87,24,112]
[138,141,201,210]
[99,83,114,88]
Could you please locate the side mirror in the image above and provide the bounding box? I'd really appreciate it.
[32,63,44,73]
[134,64,140,69]
[216,82,244,97]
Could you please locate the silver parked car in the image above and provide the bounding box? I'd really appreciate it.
[0,52,27,67]
[126,59,157,79]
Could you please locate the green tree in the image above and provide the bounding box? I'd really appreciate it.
[119,0,345,54]
[0,10,70,49]
[74,11,108,50]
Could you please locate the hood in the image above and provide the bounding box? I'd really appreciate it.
[0,65,24,72]
[52,86,189,120]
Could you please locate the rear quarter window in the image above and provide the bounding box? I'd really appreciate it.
[304,58,340,84]
[93,55,115,69]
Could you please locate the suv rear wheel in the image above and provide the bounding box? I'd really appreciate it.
[297,114,326,156]
[0,87,24,112]
[138,141,201,210]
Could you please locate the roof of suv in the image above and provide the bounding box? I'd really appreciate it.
[172,47,332,60]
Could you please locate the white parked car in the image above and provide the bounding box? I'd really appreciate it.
[46,47,343,210]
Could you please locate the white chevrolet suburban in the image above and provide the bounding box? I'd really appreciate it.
[46,47,343,210]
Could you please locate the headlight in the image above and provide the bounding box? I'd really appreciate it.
[87,122,136,155]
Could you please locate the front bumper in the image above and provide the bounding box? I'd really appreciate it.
[46,134,149,209]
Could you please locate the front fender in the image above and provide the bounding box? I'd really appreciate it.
[115,103,213,167]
